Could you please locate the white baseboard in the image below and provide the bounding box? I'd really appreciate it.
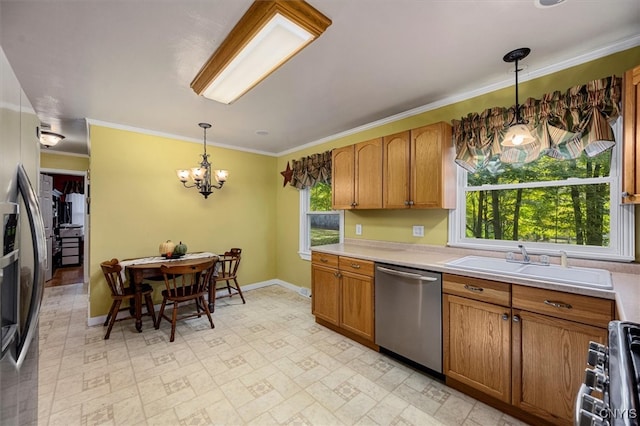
[87,279,311,326]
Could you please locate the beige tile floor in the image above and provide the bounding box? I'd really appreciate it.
[38,283,531,426]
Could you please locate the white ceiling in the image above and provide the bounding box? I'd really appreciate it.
[1,0,639,157]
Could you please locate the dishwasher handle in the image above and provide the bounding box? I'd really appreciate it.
[376,266,438,282]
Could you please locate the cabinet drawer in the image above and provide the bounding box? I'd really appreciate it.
[311,252,339,268]
[512,285,614,328]
[339,256,374,277]
[443,274,511,306]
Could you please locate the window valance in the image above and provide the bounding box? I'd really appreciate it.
[289,150,332,189]
[451,75,622,173]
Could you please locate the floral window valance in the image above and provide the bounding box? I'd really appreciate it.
[451,75,622,173]
[289,150,332,189]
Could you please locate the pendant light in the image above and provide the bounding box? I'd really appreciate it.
[501,47,536,147]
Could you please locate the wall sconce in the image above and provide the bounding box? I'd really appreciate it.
[176,123,228,199]
[39,130,65,148]
[501,47,536,147]
[190,0,331,104]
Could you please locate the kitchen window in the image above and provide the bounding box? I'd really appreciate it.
[299,182,343,260]
[449,119,635,261]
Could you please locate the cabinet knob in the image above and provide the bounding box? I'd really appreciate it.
[334,271,340,278]
[622,191,629,198]
[320,258,328,263]
[502,313,509,321]
[513,315,520,323]
[408,200,414,206]
[404,201,409,206]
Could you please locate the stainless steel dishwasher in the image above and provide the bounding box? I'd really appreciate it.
[375,263,442,374]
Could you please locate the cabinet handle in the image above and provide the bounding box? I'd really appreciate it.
[464,284,484,293]
[544,300,573,310]
[351,202,358,207]
[502,313,509,321]
[404,201,409,206]
[408,200,414,206]
[350,263,361,269]
[320,258,328,263]
[622,191,629,198]
[513,315,520,323]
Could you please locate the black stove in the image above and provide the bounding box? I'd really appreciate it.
[576,321,640,426]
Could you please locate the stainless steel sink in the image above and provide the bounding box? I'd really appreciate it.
[445,255,613,290]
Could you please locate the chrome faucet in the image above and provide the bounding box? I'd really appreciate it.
[518,244,531,263]
[559,250,568,268]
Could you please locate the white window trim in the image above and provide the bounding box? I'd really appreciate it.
[299,187,344,260]
[448,118,635,262]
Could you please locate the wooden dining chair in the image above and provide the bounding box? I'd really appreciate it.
[213,248,245,304]
[100,258,156,339]
[155,259,215,342]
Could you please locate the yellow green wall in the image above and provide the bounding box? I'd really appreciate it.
[41,152,89,171]
[88,126,277,317]
[275,47,640,289]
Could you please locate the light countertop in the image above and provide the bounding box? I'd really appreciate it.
[311,240,640,323]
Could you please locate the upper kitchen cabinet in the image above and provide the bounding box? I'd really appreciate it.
[622,64,640,204]
[383,122,456,209]
[331,138,383,209]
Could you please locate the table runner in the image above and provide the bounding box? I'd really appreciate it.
[118,252,218,281]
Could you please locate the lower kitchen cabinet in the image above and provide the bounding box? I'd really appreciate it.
[311,252,376,348]
[443,274,512,403]
[443,274,614,426]
[511,285,612,426]
[310,262,340,326]
[512,309,607,425]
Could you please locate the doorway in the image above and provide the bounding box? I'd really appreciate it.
[40,169,88,287]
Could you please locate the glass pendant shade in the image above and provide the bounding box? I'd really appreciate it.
[502,123,536,147]
[214,169,229,183]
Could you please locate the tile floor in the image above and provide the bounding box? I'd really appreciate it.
[38,283,531,426]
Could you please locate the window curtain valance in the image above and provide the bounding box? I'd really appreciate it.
[451,75,622,173]
[289,150,332,189]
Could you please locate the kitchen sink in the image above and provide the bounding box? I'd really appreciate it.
[445,255,613,290]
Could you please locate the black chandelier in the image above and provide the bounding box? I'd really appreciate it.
[176,122,228,199]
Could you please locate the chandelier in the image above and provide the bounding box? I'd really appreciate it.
[176,123,228,199]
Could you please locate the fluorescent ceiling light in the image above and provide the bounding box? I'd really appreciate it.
[191,0,331,105]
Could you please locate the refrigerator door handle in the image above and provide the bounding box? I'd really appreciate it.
[16,165,46,368]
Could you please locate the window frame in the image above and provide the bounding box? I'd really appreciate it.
[299,186,344,260]
[448,118,635,261]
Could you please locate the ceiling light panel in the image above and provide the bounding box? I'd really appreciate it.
[191,0,331,104]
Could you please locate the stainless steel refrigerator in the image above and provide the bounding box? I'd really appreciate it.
[0,48,46,425]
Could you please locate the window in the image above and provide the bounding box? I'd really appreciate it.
[299,182,343,260]
[449,119,635,261]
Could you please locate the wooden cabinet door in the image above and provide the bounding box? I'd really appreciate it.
[622,64,640,204]
[443,294,511,403]
[340,271,374,341]
[383,131,411,208]
[410,122,455,208]
[311,264,340,326]
[354,138,383,209]
[332,145,355,209]
[512,309,607,425]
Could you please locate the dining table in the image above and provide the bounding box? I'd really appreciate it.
[119,252,218,332]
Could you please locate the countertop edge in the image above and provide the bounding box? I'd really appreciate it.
[311,243,639,323]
